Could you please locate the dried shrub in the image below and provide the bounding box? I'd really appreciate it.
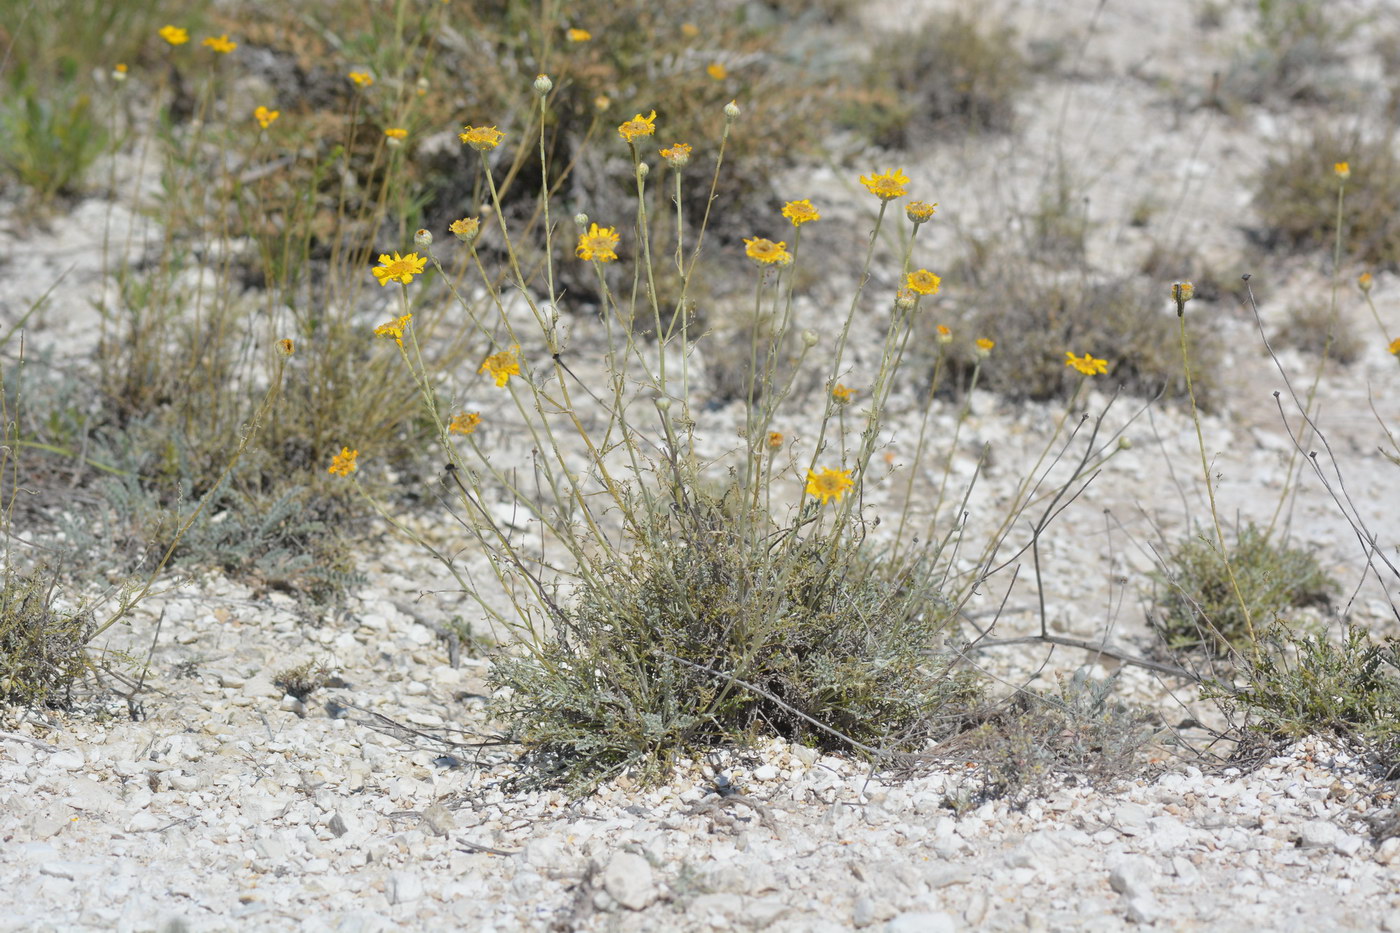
[0,567,94,709]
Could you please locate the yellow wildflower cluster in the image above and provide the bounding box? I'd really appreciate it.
[449,412,482,435]
[460,125,504,151]
[203,34,237,54]
[781,199,820,227]
[860,168,909,201]
[159,25,189,46]
[328,447,358,477]
[831,383,854,404]
[567,28,592,42]
[659,143,692,167]
[743,237,791,266]
[254,106,279,129]
[373,313,413,346]
[450,217,481,244]
[349,71,374,87]
[906,201,937,223]
[904,269,940,295]
[618,110,657,143]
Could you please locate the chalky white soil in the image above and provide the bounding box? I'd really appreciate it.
[4,1,1400,930]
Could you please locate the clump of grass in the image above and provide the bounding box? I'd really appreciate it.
[0,566,95,710]
[490,496,977,792]
[933,671,1158,810]
[1211,0,1362,110]
[273,658,334,700]
[0,78,108,206]
[943,270,1221,404]
[1207,625,1400,773]
[1253,130,1400,268]
[857,11,1028,146]
[1152,522,1334,653]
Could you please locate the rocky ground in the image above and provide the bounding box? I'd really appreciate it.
[4,0,1400,930]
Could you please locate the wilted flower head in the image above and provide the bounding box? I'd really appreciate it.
[860,168,909,201]
[743,237,791,266]
[904,269,941,295]
[805,466,854,505]
[373,313,413,346]
[781,199,820,226]
[328,447,358,477]
[449,217,481,244]
[659,142,692,167]
[372,252,426,287]
[767,431,784,449]
[449,412,482,435]
[831,383,855,404]
[277,338,294,356]
[460,125,504,151]
[480,347,521,387]
[202,33,237,53]
[906,200,937,223]
[576,223,620,262]
[1065,351,1109,376]
[253,106,279,129]
[159,25,189,46]
[618,110,657,142]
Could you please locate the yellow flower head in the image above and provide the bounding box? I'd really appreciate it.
[1359,272,1374,293]
[372,252,426,287]
[277,338,294,356]
[860,168,910,201]
[480,347,521,387]
[576,223,620,262]
[253,106,279,129]
[707,62,728,80]
[936,324,952,344]
[384,127,408,140]
[659,142,692,167]
[906,200,937,223]
[567,27,592,41]
[328,446,358,477]
[905,269,941,296]
[349,71,374,87]
[159,25,189,46]
[975,337,995,356]
[1334,161,1351,180]
[831,383,855,404]
[743,237,791,266]
[113,63,128,81]
[781,199,820,227]
[767,431,784,450]
[460,125,504,151]
[450,217,481,244]
[373,313,413,346]
[618,110,658,143]
[1389,337,1400,356]
[806,466,854,506]
[449,411,482,435]
[1172,281,1195,304]
[1065,351,1109,376]
[202,34,237,53]
[681,22,700,38]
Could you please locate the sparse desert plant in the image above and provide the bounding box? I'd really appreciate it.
[273,658,334,700]
[1277,301,1364,362]
[1152,522,1334,653]
[856,11,1028,146]
[1211,0,1363,109]
[1253,130,1400,269]
[0,77,108,205]
[0,565,95,710]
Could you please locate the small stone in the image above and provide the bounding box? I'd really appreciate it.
[1113,802,1151,836]
[1107,855,1155,900]
[1298,820,1339,849]
[49,750,85,771]
[792,745,819,767]
[420,802,455,837]
[126,810,160,832]
[603,851,656,910]
[753,764,780,781]
[328,813,350,837]
[1126,895,1162,924]
[279,695,307,717]
[853,896,876,927]
[747,897,789,928]
[1380,908,1400,932]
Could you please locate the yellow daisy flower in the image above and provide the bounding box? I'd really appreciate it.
[460,125,504,151]
[975,338,995,356]
[904,269,941,295]
[253,106,279,129]
[936,324,952,344]
[806,466,854,505]
[707,62,728,80]
[567,28,592,41]
[781,199,820,226]
[1389,337,1400,355]
[349,71,374,87]
[1334,161,1351,180]
[767,431,784,449]
[450,217,481,243]
[659,142,692,167]
[831,383,855,404]
[202,34,237,53]
[1065,351,1109,376]
[371,252,426,287]
[159,25,189,46]
[373,313,413,346]
[743,237,791,266]
[906,201,937,223]
[384,127,408,140]
[576,223,620,262]
[618,110,657,143]
[860,168,910,201]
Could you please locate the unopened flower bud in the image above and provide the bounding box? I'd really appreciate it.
[894,288,918,313]
[533,73,553,97]
[655,397,672,412]
[574,212,589,229]
[1118,437,1132,451]
[277,338,294,356]
[414,228,433,248]
[724,99,740,122]
[801,330,819,347]
[1359,272,1374,293]
[636,162,649,179]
